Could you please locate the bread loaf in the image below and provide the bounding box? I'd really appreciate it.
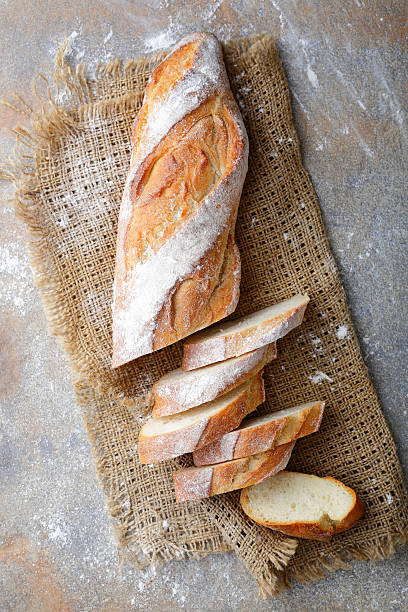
[138,374,264,464]
[182,294,310,370]
[240,471,364,541]
[174,442,295,502]
[193,400,325,465]
[152,343,277,417]
[112,32,248,367]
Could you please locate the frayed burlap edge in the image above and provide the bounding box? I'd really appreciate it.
[1,35,407,598]
[286,532,408,587]
[0,42,171,404]
[1,41,234,579]
[73,377,231,573]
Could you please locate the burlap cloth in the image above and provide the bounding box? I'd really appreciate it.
[2,35,407,597]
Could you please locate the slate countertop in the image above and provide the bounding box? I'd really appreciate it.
[0,1,407,610]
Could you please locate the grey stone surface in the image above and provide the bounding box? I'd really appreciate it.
[0,1,407,610]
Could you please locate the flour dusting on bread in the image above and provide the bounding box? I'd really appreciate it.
[152,343,276,415]
[112,32,248,366]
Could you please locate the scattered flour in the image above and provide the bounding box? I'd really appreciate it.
[0,240,34,316]
[386,492,393,505]
[48,520,68,545]
[65,30,79,55]
[336,325,349,340]
[143,30,178,53]
[103,29,113,44]
[309,371,334,384]
[307,65,319,88]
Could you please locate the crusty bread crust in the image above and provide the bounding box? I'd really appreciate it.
[174,442,295,502]
[152,343,277,417]
[193,401,325,465]
[138,373,264,464]
[182,295,309,370]
[275,401,325,445]
[112,32,248,367]
[240,471,364,542]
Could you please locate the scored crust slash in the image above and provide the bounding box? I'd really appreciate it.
[112,32,249,367]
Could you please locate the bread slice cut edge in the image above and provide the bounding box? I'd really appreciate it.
[138,373,265,464]
[152,343,277,417]
[240,471,364,542]
[174,441,296,502]
[192,400,325,466]
[182,294,309,370]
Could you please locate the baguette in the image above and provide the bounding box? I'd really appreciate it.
[240,471,364,541]
[193,400,324,465]
[138,374,264,464]
[182,294,310,370]
[152,343,277,417]
[112,32,248,367]
[174,442,295,502]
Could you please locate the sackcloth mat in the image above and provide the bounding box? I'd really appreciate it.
[2,34,407,598]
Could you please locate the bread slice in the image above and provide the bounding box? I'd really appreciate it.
[193,401,324,465]
[182,294,309,370]
[174,442,295,502]
[240,471,364,541]
[152,343,277,417]
[138,374,265,464]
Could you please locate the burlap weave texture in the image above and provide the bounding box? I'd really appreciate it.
[4,35,407,597]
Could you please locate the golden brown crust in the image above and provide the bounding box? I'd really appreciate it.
[174,442,295,502]
[240,472,365,542]
[193,401,325,465]
[112,33,248,367]
[182,296,309,371]
[151,343,276,417]
[275,401,325,445]
[138,373,264,464]
[192,414,285,466]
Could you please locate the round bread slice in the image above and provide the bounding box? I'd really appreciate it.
[152,343,277,417]
[138,373,264,464]
[182,294,309,370]
[174,441,295,502]
[193,401,325,465]
[240,471,364,541]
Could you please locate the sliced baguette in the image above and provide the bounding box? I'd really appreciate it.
[182,294,309,370]
[138,374,265,464]
[174,441,295,502]
[193,401,325,465]
[240,471,364,541]
[152,343,277,417]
